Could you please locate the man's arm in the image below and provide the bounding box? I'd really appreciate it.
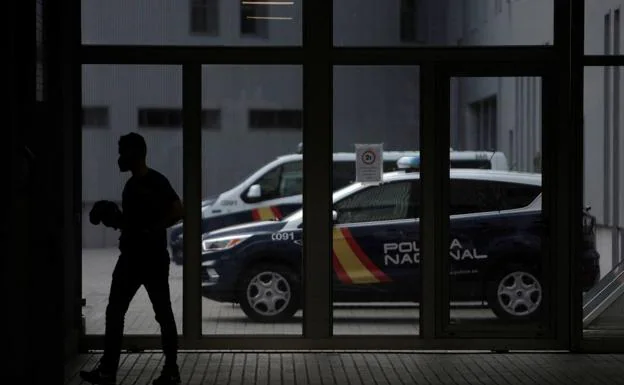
[153,176,184,231]
[165,199,184,228]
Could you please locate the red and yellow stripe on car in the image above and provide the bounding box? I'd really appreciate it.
[252,206,282,221]
[332,227,391,284]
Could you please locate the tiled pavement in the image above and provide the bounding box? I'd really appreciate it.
[66,352,624,385]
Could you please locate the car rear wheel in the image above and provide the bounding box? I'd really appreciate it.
[487,264,543,321]
[237,263,300,323]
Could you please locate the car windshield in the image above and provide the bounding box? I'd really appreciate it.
[281,181,366,222]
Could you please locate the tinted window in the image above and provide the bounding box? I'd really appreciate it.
[497,182,540,210]
[449,179,499,215]
[334,181,417,224]
[332,161,356,190]
[450,159,492,169]
[383,160,402,173]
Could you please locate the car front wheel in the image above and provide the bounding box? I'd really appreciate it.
[237,263,300,323]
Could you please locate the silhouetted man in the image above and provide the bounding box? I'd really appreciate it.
[81,133,184,385]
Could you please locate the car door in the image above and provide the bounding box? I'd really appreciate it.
[448,178,502,301]
[332,179,419,302]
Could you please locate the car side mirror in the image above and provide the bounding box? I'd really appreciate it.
[247,184,262,199]
[332,210,338,222]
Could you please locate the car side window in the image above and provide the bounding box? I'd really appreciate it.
[278,161,303,197]
[449,179,499,215]
[332,161,356,190]
[383,160,402,173]
[334,181,417,224]
[497,182,541,210]
[245,161,303,203]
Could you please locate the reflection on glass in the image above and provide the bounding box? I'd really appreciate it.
[332,66,421,335]
[82,65,183,335]
[582,66,623,339]
[82,0,302,46]
[333,0,554,47]
[446,77,555,330]
[193,65,303,335]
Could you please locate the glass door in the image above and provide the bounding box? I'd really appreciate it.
[427,63,570,348]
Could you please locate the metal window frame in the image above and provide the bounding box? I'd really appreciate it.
[75,0,624,353]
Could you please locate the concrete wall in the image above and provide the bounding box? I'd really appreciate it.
[82,0,302,45]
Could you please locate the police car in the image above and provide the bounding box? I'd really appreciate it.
[199,156,601,323]
[169,147,509,264]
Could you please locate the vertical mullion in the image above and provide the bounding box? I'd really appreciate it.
[437,69,451,336]
[553,0,579,350]
[182,63,202,344]
[569,0,584,352]
[302,0,332,339]
[420,64,436,340]
[420,63,450,339]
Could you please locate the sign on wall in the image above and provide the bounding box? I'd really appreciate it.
[355,143,383,184]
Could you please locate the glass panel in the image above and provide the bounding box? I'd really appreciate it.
[82,65,184,336]
[333,0,553,47]
[332,66,420,336]
[585,0,623,55]
[82,0,301,46]
[446,76,547,332]
[582,66,623,339]
[194,65,303,335]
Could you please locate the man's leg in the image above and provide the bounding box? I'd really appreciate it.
[81,256,141,384]
[99,257,142,371]
[144,258,180,383]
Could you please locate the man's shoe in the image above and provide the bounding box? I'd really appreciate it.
[152,366,181,385]
[79,364,117,385]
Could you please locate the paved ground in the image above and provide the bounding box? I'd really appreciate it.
[66,351,624,385]
[82,249,513,336]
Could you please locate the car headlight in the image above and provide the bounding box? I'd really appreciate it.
[202,234,252,253]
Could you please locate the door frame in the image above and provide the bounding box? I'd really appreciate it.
[423,62,569,348]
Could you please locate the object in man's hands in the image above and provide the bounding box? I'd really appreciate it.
[90,200,121,228]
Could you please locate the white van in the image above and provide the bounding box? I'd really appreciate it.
[168,147,508,263]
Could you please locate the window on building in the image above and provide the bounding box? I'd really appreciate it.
[241,2,269,37]
[471,96,498,151]
[82,107,109,128]
[201,109,221,129]
[138,108,182,128]
[334,181,418,224]
[248,109,302,130]
[190,0,219,35]
[400,0,425,43]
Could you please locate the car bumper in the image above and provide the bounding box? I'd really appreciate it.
[200,256,239,302]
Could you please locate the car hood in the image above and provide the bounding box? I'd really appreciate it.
[203,220,286,239]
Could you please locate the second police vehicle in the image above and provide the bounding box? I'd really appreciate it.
[168,145,509,264]
[199,155,601,323]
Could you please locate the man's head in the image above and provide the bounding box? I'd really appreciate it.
[118,132,147,172]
